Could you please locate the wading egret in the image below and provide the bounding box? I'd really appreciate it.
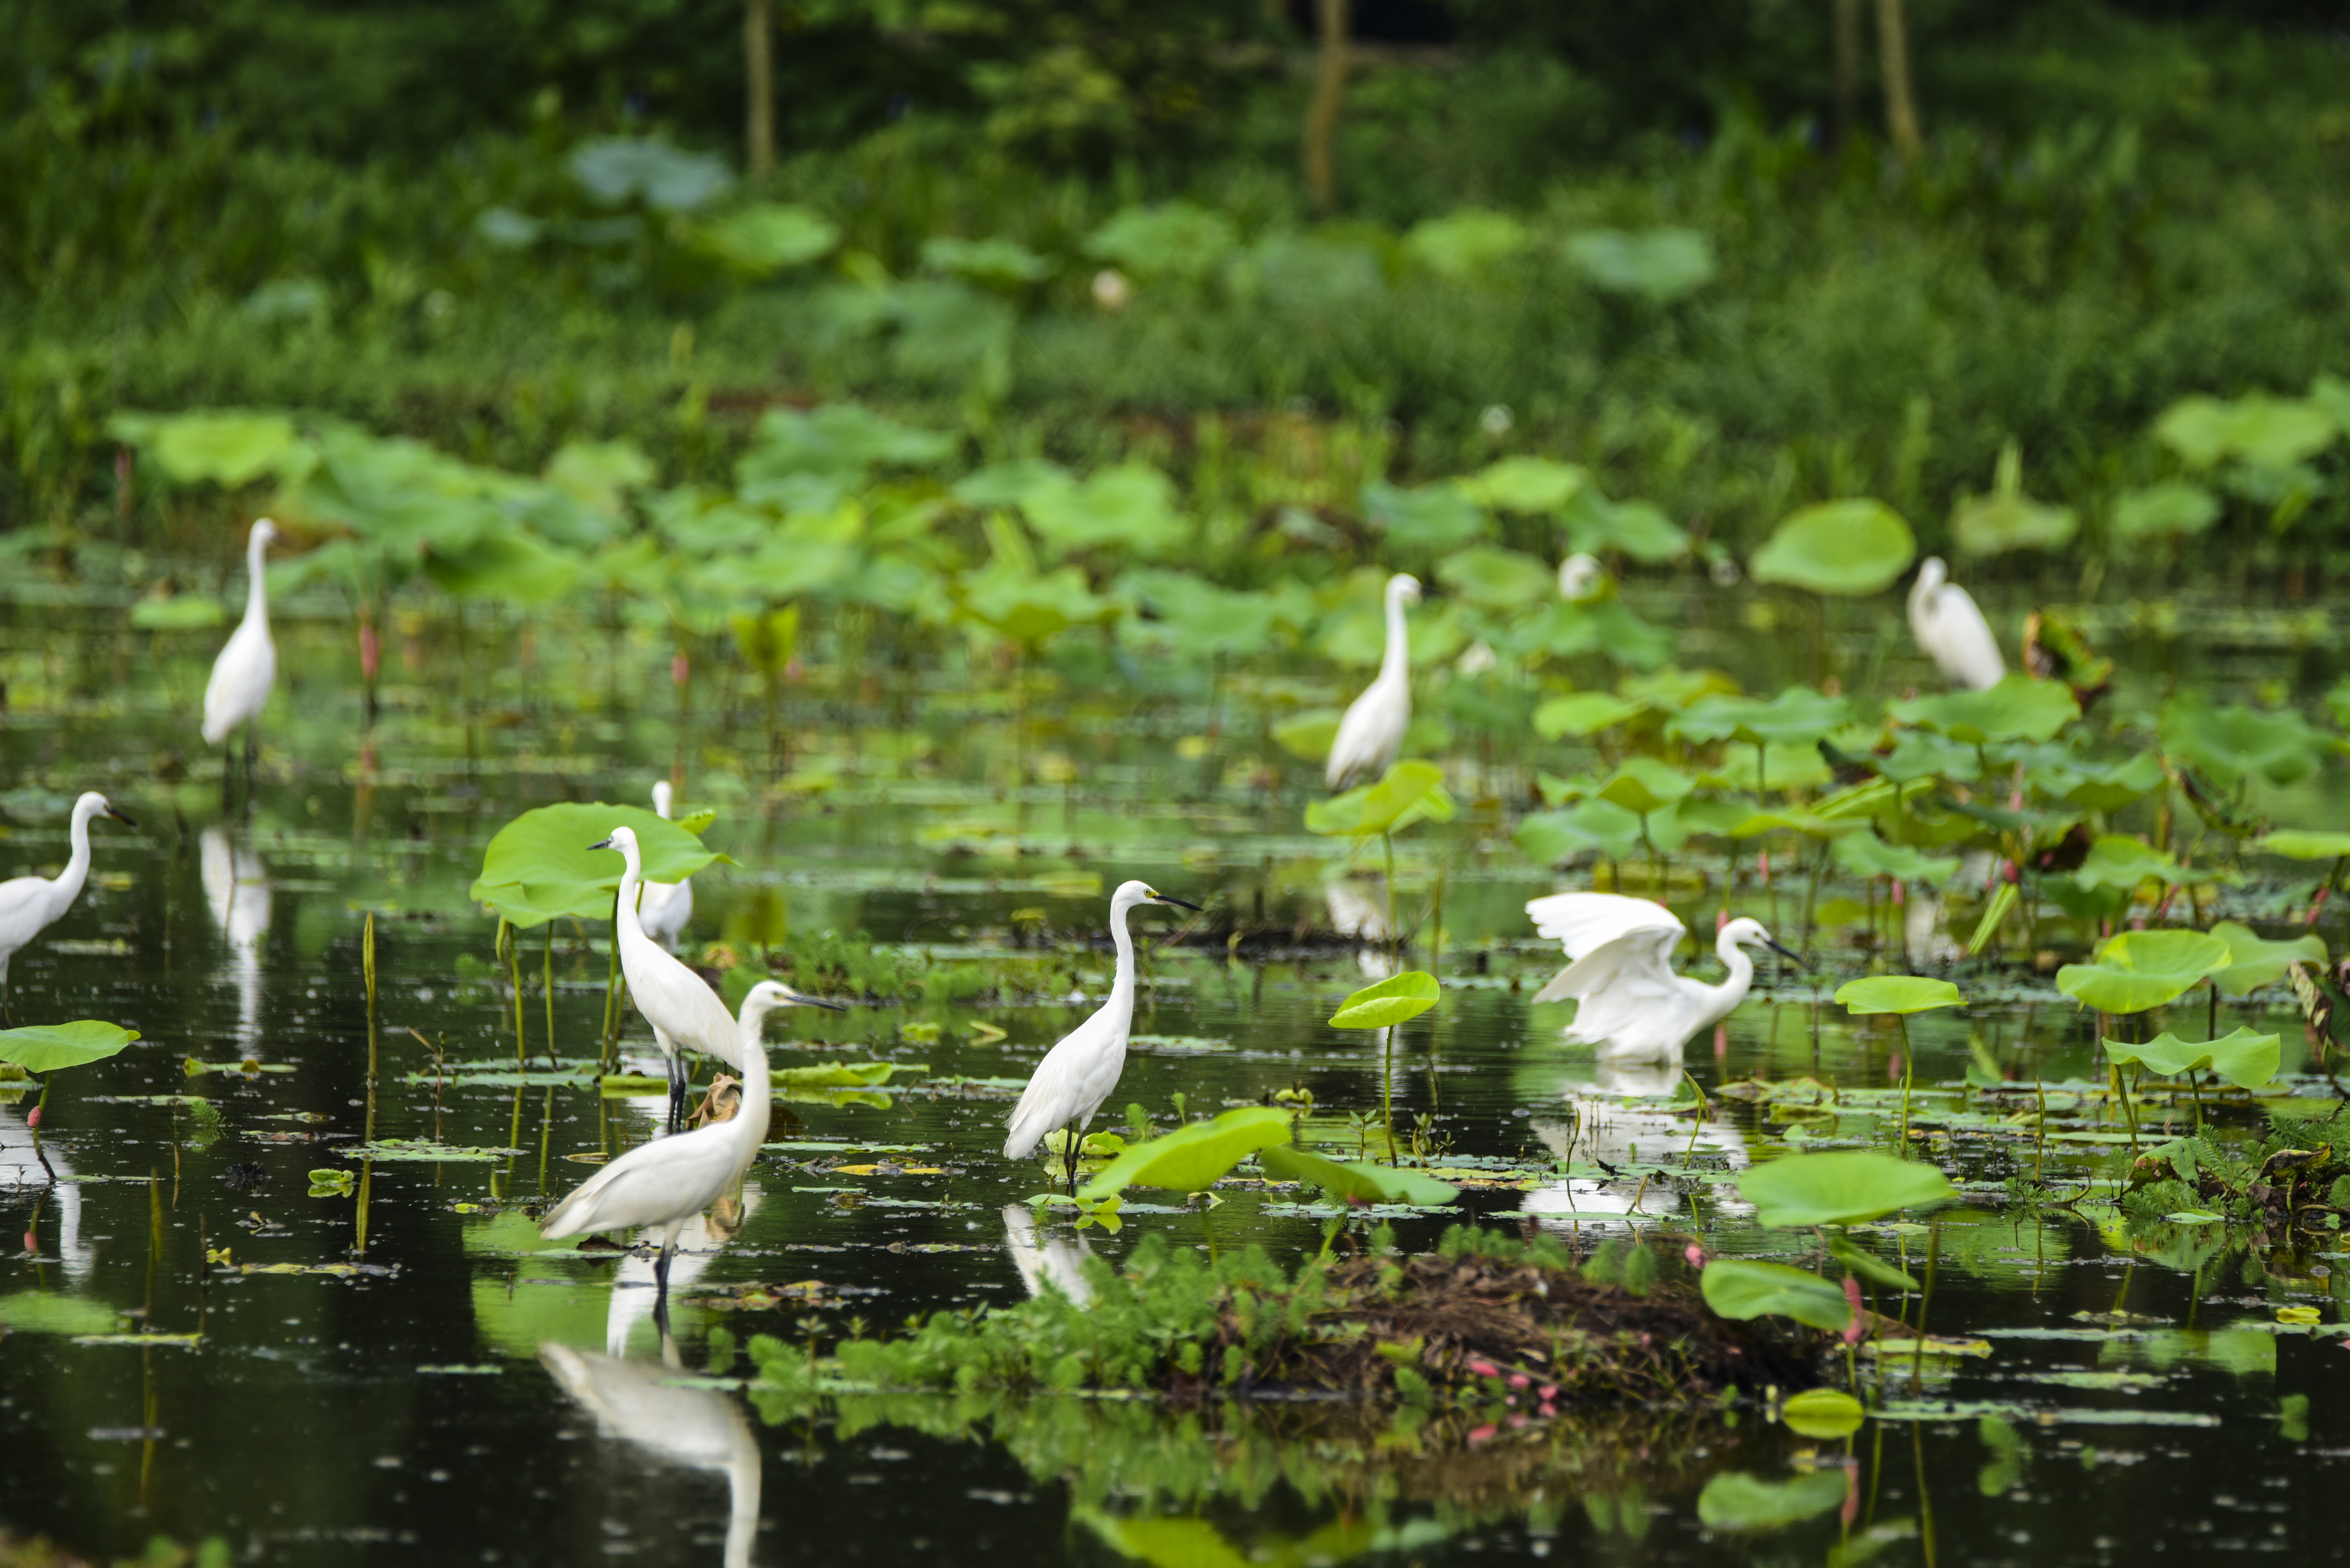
[636,781,695,950]
[540,1340,762,1568]
[1003,880,1201,1190]
[1525,893,1803,1060]
[0,792,135,1026]
[593,825,745,1133]
[542,979,839,1291]
[202,519,281,796]
[1325,573,1421,789]
[1906,556,2005,691]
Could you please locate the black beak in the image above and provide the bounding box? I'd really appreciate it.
[586,837,614,852]
[1152,894,1204,912]
[799,996,849,1012]
[1764,939,1810,970]
[104,806,137,827]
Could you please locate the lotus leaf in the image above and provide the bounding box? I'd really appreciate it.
[1513,599,1674,669]
[1596,757,1694,817]
[1462,456,1586,515]
[692,202,838,275]
[2071,835,2193,893]
[2204,921,2326,998]
[2103,1027,2280,1090]
[1832,835,1960,887]
[470,803,720,929]
[2112,482,2222,543]
[423,528,583,605]
[129,594,228,631]
[2034,751,2165,811]
[0,1292,126,1338]
[112,409,304,488]
[1564,227,1715,302]
[1699,1260,1852,1334]
[1750,500,1916,596]
[952,458,1072,509]
[2254,831,2350,861]
[2155,394,2337,470]
[921,235,1051,287]
[1695,1466,1849,1532]
[1735,1150,1956,1227]
[1890,675,2079,744]
[1084,202,1238,280]
[1533,691,1644,739]
[2158,693,2327,790]
[568,137,732,211]
[1257,1144,1460,1206]
[2056,929,2231,1013]
[1076,1106,1292,1199]
[1271,712,1340,763]
[1305,762,1455,838]
[1400,210,1529,276]
[1360,479,1487,552]
[1436,545,1554,609]
[736,403,957,486]
[1019,464,1190,560]
[1778,1388,1869,1441]
[1563,492,1688,562]
[1835,976,1962,1015]
[0,1021,140,1073]
[1516,800,1645,865]
[1951,441,2077,556]
[1327,972,1440,1030]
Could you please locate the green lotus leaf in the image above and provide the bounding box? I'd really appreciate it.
[1695,1466,1850,1531]
[1516,800,1646,865]
[0,1021,141,1073]
[2204,920,2326,998]
[1436,545,1556,609]
[1533,691,1646,739]
[2158,693,2327,791]
[1699,1260,1853,1334]
[470,803,720,929]
[2254,831,2350,861]
[1258,1143,1460,1206]
[1834,976,1964,1015]
[1305,762,1455,838]
[1075,1106,1293,1199]
[1460,456,1587,515]
[1564,227,1715,302]
[2056,929,2231,1013]
[1832,835,1960,887]
[1360,479,1487,552]
[1327,971,1440,1030]
[1734,1150,1956,1228]
[2104,1026,2280,1090]
[1750,499,1915,596]
[1889,675,2079,744]
[1563,492,1688,562]
[1596,756,1694,817]
[2112,481,2222,543]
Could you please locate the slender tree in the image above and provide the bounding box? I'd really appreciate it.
[1876,0,1922,158]
[745,0,775,177]
[1304,0,1349,211]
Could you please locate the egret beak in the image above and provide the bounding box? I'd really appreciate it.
[103,805,138,827]
[1764,939,1810,970]
[586,837,614,852]
[1149,894,1204,912]
[785,990,849,1011]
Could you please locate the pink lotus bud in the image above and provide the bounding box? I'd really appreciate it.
[1467,1359,1500,1378]
[1467,1424,1497,1444]
[24,1106,39,1129]
[1842,1465,1860,1526]
[1841,1276,1866,1344]
[1508,1373,1530,1389]
[1685,1244,1707,1268]
[21,1232,34,1253]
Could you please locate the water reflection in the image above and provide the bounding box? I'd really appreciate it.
[605,1188,764,1357]
[1324,879,1397,981]
[542,1336,762,1568]
[1001,1202,1093,1304]
[1523,1069,1750,1230]
[1,1106,92,1281]
[199,825,270,1059]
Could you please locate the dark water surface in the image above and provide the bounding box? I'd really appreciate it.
[4,582,2348,1566]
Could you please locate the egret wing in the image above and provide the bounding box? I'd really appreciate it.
[1545,924,1689,1039]
[1527,893,1684,965]
[541,1126,741,1239]
[1326,674,1408,788]
[1930,585,2006,690]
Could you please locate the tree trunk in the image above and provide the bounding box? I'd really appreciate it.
[1875,0,1922,159]
[1304,0,1349,212]
[745,0,775,179]
[1832,0,1860,149]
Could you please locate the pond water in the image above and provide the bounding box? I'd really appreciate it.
[3,575,2347,1567]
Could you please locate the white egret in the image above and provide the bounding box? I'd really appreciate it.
[541,1340,762,1568]
[1557,552,1605,602]
[202,518,282,795]
[0,791,135,1026]
[602,1192,762,1359]
[636,781,695,951]
[1906,556,2005,691]
[593,824,744,1133]
[1525,892,1803,1060]
[1000,1202,1095,1305]
[1003,880,1201,1189]
[200,825,271,1059]
[543,979,840,1291]
[1325,573,1421,789]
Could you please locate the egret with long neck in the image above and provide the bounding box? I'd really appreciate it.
[1003,880,1201,1191]
[0,792,135,1026]
[592,825,742,1134]
[1526,892,1805,1062]
[1325,573,1421,789]
[202,518,282,804]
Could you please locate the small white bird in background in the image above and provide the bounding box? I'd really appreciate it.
[1525,892,1803,1061]
[542,978,840,1292]
[1906,555,2005,691]
[594,825,753,1133]
[0,791,135,1026]
[636,780,694,951]
[1326,572,1421,789]
[540,1340,763,1568]
[202,518,282,799]
[1557,552,1606,602]
[1003,880,1201,1191]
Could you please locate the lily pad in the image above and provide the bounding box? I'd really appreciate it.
[2056,930,2231,1014]
[1779,1387,1868,1440]
[2103,1027,2280,1090]
[1328,972,1439,1030]
[0,1021,140,1073]
[1750,500,1916,596]
[1076,1107,1294,1200]
[1735,1151,1956,1228]
[1533,691,1645,739]
[1305,762,1455,838]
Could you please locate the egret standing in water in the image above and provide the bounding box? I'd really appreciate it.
[1525,893,1803,1061]
[542,979,840,1292]
[636,781,694,951]
[1325,573,1421,789]
[593,825,745,1133]
[1004,880,1201,1191]
[1906,556,2005,691]
[202,518,282,803]
[0,792,135,1026]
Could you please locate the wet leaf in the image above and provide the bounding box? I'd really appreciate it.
[1832,836,1960,887]
[2056,929,2230,1013]
[773,1062,914,1089]
[0,1292,124,1336]
[1700,1260,1853,1332]
[1750,499,1915,596]
[1257,1144,1460,1206]
[1736,1151,1957,1228]
[2158,693,2328,791]
[1596,757,1694,816]
[2254,830,2350,861]
[1835,977,1962,1016]
[1076,1107,1294,1200]
[1305,761,1455,838]
[1533,691,1644,739]
[2206,920,2326,997]
[2102,1027,2280,1090]
[1695,1468,1848,1532]
[0,1021,140,1073]
[1328,972,1440,1030]
[1780,1386,1868,1439]
[1827,1235,1920,1292]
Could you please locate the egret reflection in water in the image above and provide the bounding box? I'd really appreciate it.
[1323,878,1397,981]
[1001,1201,1093,1305]
[541,1337,763,1568]
[199,825,271,1059]
[1522,1062,1752,1231]
[1,1107,93,1281]
[603,1187,763,1358]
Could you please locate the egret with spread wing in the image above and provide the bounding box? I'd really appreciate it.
[1326,573,1421,789]
[1906,556,2005,691]
[1525,892,1802,1060]
[1004,880,1201,1190]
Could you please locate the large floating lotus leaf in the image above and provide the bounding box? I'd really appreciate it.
[1517,800,1645,865]
[1077,1106,1293,1199]
[1951,442,2077,556]
[2158,693,2327,791]
[2204,920,2327,998]
[691,202,838,275]
[1400,209,1529,276]
[2112,481,2222,543]
[1699,1260,1853,1334]
[1533,691,1646,739]
[1735,1151,1956,1228]
[736,403,957,486]
[1832,835,1960,887]
[1750,500,1916,596]
[568,137,732,211]
[1874,730,1982,784]
[110,409,303,488]
[1328,971,1440,1030]
[1305,761,1455,838]
[1437,545,1555,609]
[1564,227,1715,302]
[2155,394,2337,471]
[1890,675,2079,744]
[2056,929,2231,1014]
[1119,570,1300,660]
[2254,831,2350,861]
[1513,599,1674,669]
[1563,492,1688,562]
[0,1021,141,1073]
[1019,464,1190,560]
[2104,1027,2280,1090]
[1360,480,1487,552]
[1596,756,1695,817]
[1258,1143,1460,1206]
[471,803,720,929]
[1085,202,1239,280]
[1835,976,1962,1015]
[1462,455,1587,515]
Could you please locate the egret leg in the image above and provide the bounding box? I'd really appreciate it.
[243,725,258,815]
[1064,1123,1080,1196]
[665,1052,687,1136]
[654,1220,682,1300]
[1,962,11,1029]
